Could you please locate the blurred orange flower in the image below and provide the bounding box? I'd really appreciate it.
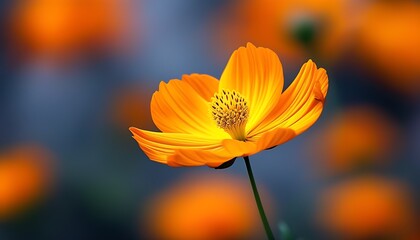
[355,1,420,96]
[110,85,155,130]
[317,176,415,239]
[311,107,400,174]
[0,145,52,220]
[130,43,328,168]
[215,0,353,62]
[11,0,124,58]
[144,174,267,239]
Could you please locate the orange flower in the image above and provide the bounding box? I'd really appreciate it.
[214,0,352,62]
[144,174,266,239]
[0,145,52,220]
[310,107,400,174]
[11,0,124,57]
[355,1,420,95]
[317,176,415,239]
[130,43,328,168]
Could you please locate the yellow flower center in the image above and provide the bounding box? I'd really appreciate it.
[210,89,249,141]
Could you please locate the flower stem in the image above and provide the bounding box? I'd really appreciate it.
[243,156,275,240]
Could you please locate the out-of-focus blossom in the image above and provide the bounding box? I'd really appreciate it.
[355,1,420,96]
[130,43,328,168]
[10,0,129,59]
[144,173,267,240]
[0,145,52,220]
[317,176,416,239]
[109,85,155,130]
[310,107,400,174]
[214,0,354,63]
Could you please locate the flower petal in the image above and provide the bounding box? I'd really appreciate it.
[221,139,257,156]
[252,128,296,152]
[151,75,228,138]
[249,60,328,137]
[168,139,258,167]
[169,129,295,168]
[168,148,235,167]
[182,74,219,101]
[218,43,284,134]
[130,127,223,165]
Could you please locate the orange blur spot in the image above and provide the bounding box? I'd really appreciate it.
[356,1,420,96]
[215,0,353,62]
[311,107,400,175]
[144,174,267,239]
[11,0,124,58]
[0,145,52,220]
[110,85,156,130]
[318,176,415,239]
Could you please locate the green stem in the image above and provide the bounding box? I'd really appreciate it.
[243,156,275,240]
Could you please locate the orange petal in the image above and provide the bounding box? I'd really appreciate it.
[150,75,229,138]
[182,74,219,101]
[249,60,328,137]
[218,43,284,134]
[130,127,223,165]
[252,128,296,152]
[168,148,235,167]
[169,129,294,168]
[222,139,257,156]
[168,140,258,167]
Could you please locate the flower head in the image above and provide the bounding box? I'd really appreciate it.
[130,43,328,168]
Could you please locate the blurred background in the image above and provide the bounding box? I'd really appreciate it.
[0,0,419,239]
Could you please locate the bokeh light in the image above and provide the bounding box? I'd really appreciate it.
[354,0,420,96]
[9,0,135,61]
[317,176,416,240]
[310,106,401,175]
[109,84,155,131]
[213,0,356,64]
[0,145,52,221]
[143,173,268,240]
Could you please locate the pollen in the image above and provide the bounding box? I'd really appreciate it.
[210,89,249,141]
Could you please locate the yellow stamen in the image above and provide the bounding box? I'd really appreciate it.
[210,89,249,141]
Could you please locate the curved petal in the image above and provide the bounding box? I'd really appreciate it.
[252,128,296,152]
[168,140,258,168]
[162,127,296,168]
[168,148,235,167]
[182,74,219,101]
[130,127,223,165]
[249,60,328,137]
[168,128,295,168]
[151,75,229,138]
[218,43,284,134]
[222,139,257,156]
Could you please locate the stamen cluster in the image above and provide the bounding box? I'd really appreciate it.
[210,90,249,140]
